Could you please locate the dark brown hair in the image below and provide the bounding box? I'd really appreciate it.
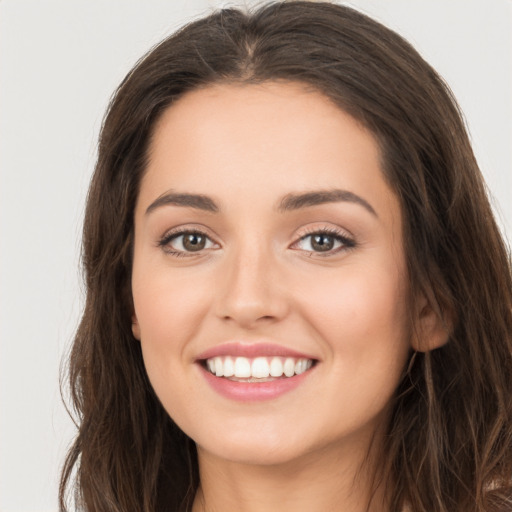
[60,2,512,511]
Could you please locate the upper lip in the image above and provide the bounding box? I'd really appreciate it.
[195,342,318,361]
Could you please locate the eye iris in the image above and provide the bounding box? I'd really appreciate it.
[311,234,334,252]
[183,233,206,251]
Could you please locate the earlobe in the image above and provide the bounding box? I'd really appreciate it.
[131,314,141,341]
[411,296,452,352]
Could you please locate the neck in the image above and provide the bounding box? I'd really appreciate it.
[191,435,389,512]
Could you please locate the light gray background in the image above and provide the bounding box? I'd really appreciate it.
[1,1,510,511]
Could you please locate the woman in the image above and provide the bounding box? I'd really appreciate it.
[60,2,512,511]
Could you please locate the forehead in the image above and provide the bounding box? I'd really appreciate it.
[149,82,375,166]
[139,81,398,223]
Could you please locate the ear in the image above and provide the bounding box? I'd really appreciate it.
[131,313,141,340]
[411,294,451,352]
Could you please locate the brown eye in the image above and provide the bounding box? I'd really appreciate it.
[310,234,335,252]
[160,230,216,255]
[293,230,355,256]
[182,233,206,251]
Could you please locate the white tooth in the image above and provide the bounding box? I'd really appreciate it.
[207,358,216,374]
[306,359,313,370]
[251,357,270,378]
[223,356,235,377]
[283,358,295,377]
[269,357,284,377]
[234,357,251,378]
[295,359,305,375]
[214,356,224,377]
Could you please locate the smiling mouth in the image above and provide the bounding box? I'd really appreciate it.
[201,356,316,381]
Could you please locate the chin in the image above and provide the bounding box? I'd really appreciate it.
[191,418,313,466]
[198,438,308,467]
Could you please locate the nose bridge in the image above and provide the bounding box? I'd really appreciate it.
[231,239,271,297]
[215,233,287,326]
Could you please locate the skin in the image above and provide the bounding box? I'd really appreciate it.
[131,82,433,511]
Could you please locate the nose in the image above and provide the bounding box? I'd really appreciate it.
[214,243,289,329]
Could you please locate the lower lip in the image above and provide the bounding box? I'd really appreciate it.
[199,365,315,402]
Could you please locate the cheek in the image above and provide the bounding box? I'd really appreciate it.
[132,268,211,423]
[295,261,411,375]
[130,264,216,410]
[132,265,211,347]
[298,266,411,430]
[303,264,406,329]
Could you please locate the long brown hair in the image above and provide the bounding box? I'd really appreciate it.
[60,2,512,511]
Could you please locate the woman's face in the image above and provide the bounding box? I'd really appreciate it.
[131,82,412,466]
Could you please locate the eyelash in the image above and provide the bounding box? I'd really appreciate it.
[157,226,356,258]
[292,227,356,257]
[158,227,214,258]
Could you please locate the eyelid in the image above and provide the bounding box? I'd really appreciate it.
[290,225,356,256]
[156,223,355,257]
[158,223,220,241]
[157,225,220,255]
[296,223,352,237]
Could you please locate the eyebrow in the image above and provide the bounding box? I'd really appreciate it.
[145,188,377,217]
[278,189,377,216]
[146,191,219,214]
